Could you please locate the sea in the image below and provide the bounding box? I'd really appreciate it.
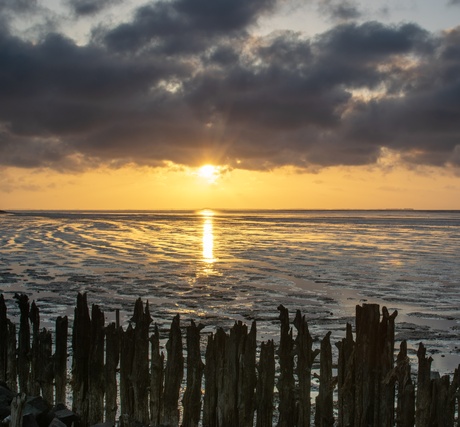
[1,209,459,373]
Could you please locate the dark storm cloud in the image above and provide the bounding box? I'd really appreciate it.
[66,0,120,16]
[0,0,36,14]
[318,0,362,21]
[101,0,277,54]
[0,0,460,172]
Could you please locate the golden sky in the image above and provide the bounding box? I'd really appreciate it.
[1,0,460,210]
[2,163,459,210]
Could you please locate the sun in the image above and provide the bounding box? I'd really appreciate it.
[198,164,219,183]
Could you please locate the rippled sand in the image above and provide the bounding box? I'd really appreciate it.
[1,210,459,372]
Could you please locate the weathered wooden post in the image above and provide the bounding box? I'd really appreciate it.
[7,320,17,392]
[120,324,135,423]
[38,328,54,403]
[15,293,30,394]
[215,328,229,426]
[161,314,183,427]
[182,320,204,427]
[54,315,68,405]
[105,321,120,423]
[238,321,257,427]
[394,340,415,427]
[131,299,152,425]
[375,307,397,426]
[294,309,320,427]
[203,331,217,427]
[276,305,296,427]
[0,295,8,382]
[150,324,164,426]
[72,292,91,426]
[354,303,380,427]
[315,331,334,427]
[88,304,105,425]
[256,340,275,427]
[336,323,355,427]
[29,301,40,396]
[416,343,432,427]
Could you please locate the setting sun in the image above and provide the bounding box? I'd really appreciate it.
[198,164,219,183]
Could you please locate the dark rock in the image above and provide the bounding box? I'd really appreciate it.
[0,385,14,418]
[48,418,68,427]
[54,408,79,427]
[22,413,39,427]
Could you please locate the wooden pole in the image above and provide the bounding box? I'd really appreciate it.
[256,340,275,427]
[276,305,296,427]
[161,314,183,427]
[104,322,120,423]
[54,315,68,405]
[88,304,105,425]
[0,295,8,382]
[238,321,257,427]
[315,331,334,427]
[15,293,30,394]
[72,292,91,426]
[150,324,164,427]
[182,320,204,427]
[416,343,433,427]
[131,299,152,425]
[336,323,355,427]
[294,310,320,427]
[203,332,217,427]
[354,303,380,427]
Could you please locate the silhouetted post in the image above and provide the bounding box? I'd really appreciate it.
[238,321,257,427]
[336,323,355,427]
[0,295,8,382]
[276,305,296,427]
[38,328,54,403]
[416,343,432,427]
[150,324,164,426]
[72,293,91,425]
[294,310,320,427]
[203,332,217,427]
[215,328,229,426]
[315,331,334,427]
[395,341,415,427]
[375,307,397,426]
[256,340,275,427]
[105,322,120,423]
[15,293,30,394]
[54,315,68,405]
[88,304,105,425]
[7,320,17,392]
[182,320,204,427]
[431,375,453,427]
[120,324,135,422]
[29,301,40,396]
[131,299,152,425]
[162,314,183,427]
[354,303,380,427]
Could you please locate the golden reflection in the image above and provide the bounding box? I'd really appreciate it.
[202,217,215,263]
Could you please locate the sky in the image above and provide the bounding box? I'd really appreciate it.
[1,0,460,210]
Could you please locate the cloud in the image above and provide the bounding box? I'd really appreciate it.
[0,0,459,173]
[65,0,120,16]
[448,0,460,5]
[317,0,362,22]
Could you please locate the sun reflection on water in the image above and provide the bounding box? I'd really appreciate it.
[203,217,214,263]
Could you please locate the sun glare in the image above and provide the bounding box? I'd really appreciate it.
[198,164,219,183]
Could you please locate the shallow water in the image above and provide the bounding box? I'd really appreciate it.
[1,209,459,372]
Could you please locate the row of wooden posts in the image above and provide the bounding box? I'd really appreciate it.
[0,292,459,427]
